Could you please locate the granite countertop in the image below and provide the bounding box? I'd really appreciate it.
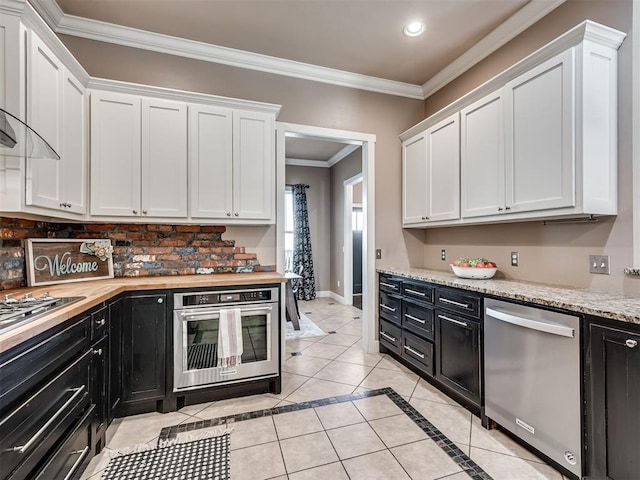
[378,267,640,325]
[0,272,285,354]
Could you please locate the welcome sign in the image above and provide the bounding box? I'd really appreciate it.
[25,239,114,286]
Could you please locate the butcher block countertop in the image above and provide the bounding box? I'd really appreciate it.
[0,272,285,354]
[378,267,640,325]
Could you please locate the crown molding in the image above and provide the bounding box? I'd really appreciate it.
[88,77,282,115]
[29,0,568,101]
[285,158,329,168]
[421,0,566,98]
[327,144,360,167]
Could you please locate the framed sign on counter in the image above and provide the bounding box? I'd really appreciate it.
[25,238,115,286]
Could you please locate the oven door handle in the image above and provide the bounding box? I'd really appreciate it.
[179,305,273,318]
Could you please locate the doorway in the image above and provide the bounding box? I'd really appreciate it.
[343,173,363,310]
[276,123,377,354]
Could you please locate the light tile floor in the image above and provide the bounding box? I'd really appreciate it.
[81,297,570,480]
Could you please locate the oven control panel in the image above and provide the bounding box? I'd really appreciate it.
[178,288,274,308]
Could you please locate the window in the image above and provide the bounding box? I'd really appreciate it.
[284,187,294,271]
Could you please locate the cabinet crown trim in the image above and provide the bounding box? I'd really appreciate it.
[400,20,626,141]
[88,78,282,116]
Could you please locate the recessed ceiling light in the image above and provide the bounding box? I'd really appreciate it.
[403,22,425,37]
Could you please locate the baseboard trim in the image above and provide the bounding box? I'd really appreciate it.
[316,291,346,305]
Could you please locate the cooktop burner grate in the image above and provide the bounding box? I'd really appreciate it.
[0,295,85,334]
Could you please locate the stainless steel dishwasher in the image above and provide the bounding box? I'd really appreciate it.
[484,298,582,477]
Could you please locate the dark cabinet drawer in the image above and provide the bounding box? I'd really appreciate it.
[33,406,93,480]
[402,281,434,304]
[0,349,91,480]
[401,331,434,376]
[379,319,402,355]
[91,306,108,341]
[435,288,481,319]
[0,316,89,415]
[402,300,434,341]
[379,275,401,295]
[379,291,401,325]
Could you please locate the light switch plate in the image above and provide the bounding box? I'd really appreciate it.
[376,249,382,259]
[589,255,610,274]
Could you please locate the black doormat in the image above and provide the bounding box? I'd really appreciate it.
[102,433,230,480]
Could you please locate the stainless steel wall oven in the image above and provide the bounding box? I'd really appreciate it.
[173,286,279,392]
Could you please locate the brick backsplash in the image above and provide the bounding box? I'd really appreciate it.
[0,218,273,290]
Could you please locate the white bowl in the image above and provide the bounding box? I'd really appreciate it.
[450,265,498,279]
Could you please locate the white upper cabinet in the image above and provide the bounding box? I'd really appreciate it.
[90,91,142,217]
[402,114,459,226]
[461,90,505,218]
[504,49,575,214]
[402,132,428,225]
[401,21,625,228]
[26,30,87,216]
[141,98,188,217]
[190,105,234,218]
[190,107,275,222]
[232,111,274,221]
[426,113,460,222]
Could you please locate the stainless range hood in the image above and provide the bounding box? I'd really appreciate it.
[0,108,60,160]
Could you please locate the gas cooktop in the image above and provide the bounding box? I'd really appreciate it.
[0,293,85,335]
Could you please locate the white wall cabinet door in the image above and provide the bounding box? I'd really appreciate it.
[27,31,63,210]
[402,132,428,225]
[141,98,187,217]
[90,91,141,216]
[61,70,86,214]
[504,49,575,214]
[426,113,460,222]
[189,105,233,218]
[232,110,274,220]
[461,90,505,218]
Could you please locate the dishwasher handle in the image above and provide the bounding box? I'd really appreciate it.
[485,307,575,338]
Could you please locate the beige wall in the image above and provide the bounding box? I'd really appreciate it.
[353,182,363,205]
[285,166,331,292]
[329,149,362,297]
[59,35,426,279]
[421,0,640,293]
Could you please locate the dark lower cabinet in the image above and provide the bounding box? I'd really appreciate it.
[108,297,123,422]
[121,293,168,409]
[91,334,109,452]
[435,310,480,405]
[587,322,640,480]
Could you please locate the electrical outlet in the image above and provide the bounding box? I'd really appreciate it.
[376,249,382,259]
[511,251,519,267]
[441,249,447,261]
[589,255,610,274]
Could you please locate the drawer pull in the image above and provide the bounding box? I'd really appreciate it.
[379,304,396,313]
[626,339,638,348]
[405,314,426,324]
[62,446,91,480]
[380,282,398,290]
[13,385,86,454]
[438,314,468,327]
[439,297,472,309]
[405,288,426,297]
[380,331,397,343]
[95,318,106,326]
[403,345,425,359]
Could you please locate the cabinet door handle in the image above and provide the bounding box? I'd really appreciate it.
[93,348,103,356]
[379,304,396,313]
[12,386,86,454]
[380,331,396,342]
[234,212,239,217]
[421,216,430,220]
[403,345,425,359]
[380,282,398,290]
[142,210,148,215]
[157,298,164,304]
[132,210,138,215]
[62,446,90,480]
[406,313,426,324]
[405,288,426,297]
[439,297,471,310]
[96,318,106,326]
[438,314,468,327]
[626,339,638,348]
[498,207,504,212]
[227,212,232,217]
[505,206,511,211]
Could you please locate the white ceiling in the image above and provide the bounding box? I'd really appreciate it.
[30,0,566,162]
